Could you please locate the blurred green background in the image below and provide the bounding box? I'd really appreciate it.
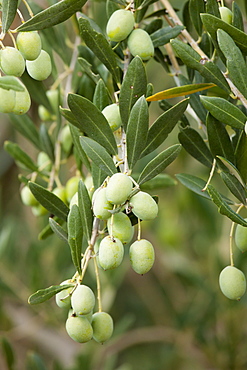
[1,0,247,369]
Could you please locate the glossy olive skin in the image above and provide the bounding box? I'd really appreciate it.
[71,284,95,315]
[98,235,124,270]
[65,315,93,343]
[93,187,113,219]
[12,83,31,115]
[129,191,158,220]
[0,47,25,76]
[106,9,135,42]
[235,220,247,252]
[55,279,74,309]
[107,212,134,244]
[219,266,246,300]
[92,312,114,343]
[219,6,233,24]
[129,239,155,274]
[20,185,39,207]
[106,173,133,205]
[26,50,52,80]
[127,29,154,60]
[16,31,42,60]
[102,103,122,131]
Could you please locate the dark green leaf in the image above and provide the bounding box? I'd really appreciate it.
[2,337,15,370]
[126,96,149,170]
[200,13,247,55]
[216,156,245,187]
[206,0,220,17]
[0,76,25,91]
[207,184,247,225]
[119,56,147,130]
[39,124,54,162]
[68,93,117,155]
[178,126,213,168]
[93,79,112,111]
[49,218,68,242]
[78,180,93,243]
[4,141,38,172]
[60,107,82,130]
[80,136,117,176]
[78,57,99,84]
[21,72,52,111]
[220,171,246,204]
[206,113,235,165]
[78,17,121,85]
[29,182,70,221]
[142,98,189,157]
[18,0,86,31]
[150,25,184,48]
[232,2,244,31]
[41,25,71,65]
[138,144,181,185]
[189,0,205,35]
[9,114,41,151]
[2,0,18,34]
[92,162,107,189]
[68,205,83,275]
[217,29,247,99]
[69,125,91,171]
[28,284,73,305]
[200,96,246,129]
[235,132,247,183]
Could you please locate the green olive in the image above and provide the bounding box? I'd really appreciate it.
[98,235,124,270]
[92,187,113,219]
[219,6,233,24]
[0,88,15,113]
[37,151,52,172]
[0,47,25,76]
[219,265,246,300]
[129,191,158,220]
[65,176,80,203]
[71,284,95,315]
[53,186,67,203]
[16,31,42,61]
[107,212,134,244]
[235,220,247,252]
[55,279,74,309]
[26,50,52,81]
[92,312,114,343]
[102,103,122,131]
[106,9,135,42]
[127,29,154,61]
[12,85,31,115]
[106,173,133,205]
[20,185,39,206]
[129,239,155,274]
[65,316,93,343]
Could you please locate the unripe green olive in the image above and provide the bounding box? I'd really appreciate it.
[219,265,246,300]
[127,29,154,61]
[219,6,233,24]
[129,191,158,220]
[20,185,39,206]
[65,176,80,203]
[53,186,67,203]
[46,89,60,112]
[98,235,124,270]
[0,47,25,76]
[0,88,15,113]
[55,279,74,309]
[84,175,94,199]
[107,212,134,244]
[106,173,133,205]
[235,220,247,252]
[102,103,122,131]
[16,31,42,61]
[61,124,73,153]
[65,316,93,343]
[12,85,31,115]
[93,187,113,219]
[92,312,114,344]
[38,105,52,121]
[37,151,52,172]
[71,285,95,315]
[106,9,135,42]
[129,239,155,274]
[31,204,48,217]
[26,50,52,81]
[69,192,78,208]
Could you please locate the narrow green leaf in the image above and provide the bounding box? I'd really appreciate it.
[126,96,149,170]
[150,25,184,48]
[93,79,112,111]
[9,114,41,151]
[80,136,117,176]
[18,0,86,31]
[78,17,120,85]
[119,56,147,130]
[189,0,205,35]
[2,0,18,34]
[78,180,93,243]
[68,205,83,275]
[232,2,244,31]
[200,96,246,129]
[198,60,230,93]
[207,184,247,225]
[146,83,215,101]
[29,182,70,221]
[39,124,54,162]
[142,98,189,157]
[21,72,52,111]
[138,144,181,185]
[92,162,107,189]
[60,107,82,130]
[217,156,245,187]
[217,29,247,99]
[4,141,38,172]
[206,113,235,165]
[28,284,73,305]
[68,93,117,155]
[178,126,213,168]
[0,76,25,92]
[1,338,15,370]
[78,57,99,84]
[206,0,220,17]
[200,13,247,55]
[49,218,68,242]
[171,39,201,70]
[69,125,91,171]
[235,131,247,183]
[220,172,246,204]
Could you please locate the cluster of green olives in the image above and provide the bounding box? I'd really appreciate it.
[56,282,113,344]
[0,31,52,115]
[106,9,154,61]
[92,173,157,274]
[219,220,247,300]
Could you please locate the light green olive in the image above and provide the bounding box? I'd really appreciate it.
[55,279,74,309]
[65,316,93,343]
[12,85,31,115]
[0,88,15,113]
[38,105,52,121]
[219,265,246,300]
[127,29,154,61]
[92,312,114,344]
[0,47,25,76]
[106,173,133,205]
[98,235,124,270]
[31,204,48,217]
[106,9,135,42]
[102,103,122,131]
[129,191,158,220]
[37,151,52,172]
[26,50,52,81]
[219,6,233,24]
[61,124,73,154]
[129,239,155,274]
[107,212,134,244]
[53,186,67,203]
[65,176,80,203]
[16,31,42,61]
[235,220,247,252]
[71,285,95,315]
[20,185,38,206]
[69,192,78,208]
[93,187,113,219]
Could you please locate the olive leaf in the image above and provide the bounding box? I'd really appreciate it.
[68,205,83,275]
[28,284,73,305]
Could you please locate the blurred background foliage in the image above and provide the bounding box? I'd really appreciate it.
[1,0,247,369]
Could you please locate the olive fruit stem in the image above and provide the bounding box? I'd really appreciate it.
[7,31,17,48]
[137,218,141,241]
[93,252,102,312]
[22,0,34,18]
[224,74,247,110]
[202,159,217,192]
